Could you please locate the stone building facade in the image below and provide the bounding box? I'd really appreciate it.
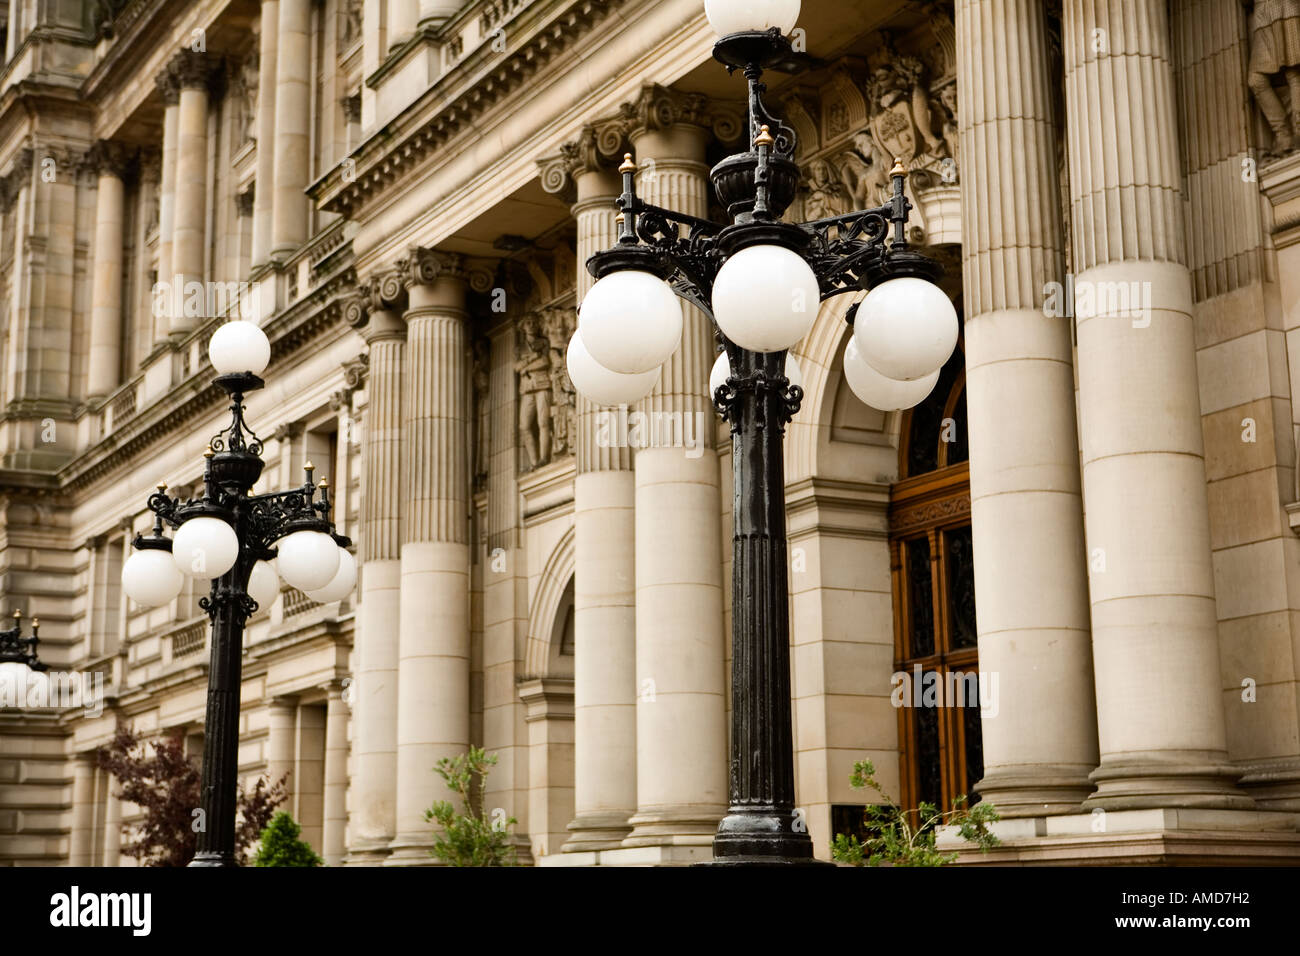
[1,0,1299,866]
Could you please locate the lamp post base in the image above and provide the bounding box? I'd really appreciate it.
[187,851,239,868]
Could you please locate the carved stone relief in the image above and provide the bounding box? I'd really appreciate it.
[1247,0,1300,156]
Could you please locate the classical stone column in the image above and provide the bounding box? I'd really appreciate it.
[322,682,350,866]
[389,249,472,865]
[955,0,1098,815]
[68,755,96,866]
[389,0,417,51]
[102,790,121,867]
[345,272,406,862]
[87,141,131,399]
[252,0,279,267]
[154,71,180,346]
[170,51,212,337]
[417,0,460,25]
[624,96,727,848]
[273,0,312,256]
[266,697,297,801]
[1063,0,1248,810]
[545,139,640,851]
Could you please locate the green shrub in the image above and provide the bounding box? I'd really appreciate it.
[424,746,518,866]
[253,812,324,867]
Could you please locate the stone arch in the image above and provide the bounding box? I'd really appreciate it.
[523,524,575,679]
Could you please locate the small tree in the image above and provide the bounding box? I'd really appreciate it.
[253,812,324,867]
[96,726,286,867]
[424,746,517,866]
[831,759,1001,867]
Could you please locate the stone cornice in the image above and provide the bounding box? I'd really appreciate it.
[312,0,632,218]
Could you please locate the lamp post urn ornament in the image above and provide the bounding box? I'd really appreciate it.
[121,319,356,868]
[567,0,958,866]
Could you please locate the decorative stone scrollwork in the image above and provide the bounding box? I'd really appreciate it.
[1246,0,1300,156]
[397,246,464,288]
[169,49,217,92]
[83,140,136,180]
[345,268,407,329]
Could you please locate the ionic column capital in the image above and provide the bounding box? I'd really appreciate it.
[623,83,745,145]
[346,268,409,337]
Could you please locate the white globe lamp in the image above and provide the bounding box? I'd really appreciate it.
[209,320,271,377]
[306,549,357,604]
[122,547,186,607]
[172,516,240,579]
[579,270,683,374]
[854,277,959,382]
[705,0,801,37]
[247,559,280,612]
[566,330,661,407]
[712,244,821,353]
[843,337,940,411]
[276,530,341,592]
[710,351,804,396]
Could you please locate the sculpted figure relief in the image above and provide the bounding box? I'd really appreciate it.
[1247,0,1300,154]
[542,308,577,461]
[515,314,553,471]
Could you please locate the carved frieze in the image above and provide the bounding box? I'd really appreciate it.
[1247,0,1300,157]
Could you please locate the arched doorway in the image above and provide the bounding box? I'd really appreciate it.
[888,337,983,811]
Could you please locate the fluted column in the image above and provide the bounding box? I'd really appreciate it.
[346,273,407,862]
[955,0,1098,816]
[322,682,350,866]
[68,755,96,866]
[252,0,279,267]
[558,157,640,851]
[1064,0,1248,809]
[170,51,212,337]
[388,250,471,865]
[624,111,727,848]
[272,0,312,256]
[154,72,180,346]
[266,697,297,804]
[87,142,131,399]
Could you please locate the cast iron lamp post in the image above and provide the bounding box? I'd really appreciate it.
[120,320,356,867]
[567,0,959,865]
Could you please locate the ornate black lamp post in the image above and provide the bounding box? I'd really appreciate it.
[121,325,356,867]
[567,3,959,866]
[0,610,48,673]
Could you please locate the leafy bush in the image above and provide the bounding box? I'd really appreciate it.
[424,746,517,866]
[254,812,324,867]
[96,726,286,866]
[831,758,1000,866]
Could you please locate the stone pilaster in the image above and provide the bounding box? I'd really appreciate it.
[154,70,180,346]
[540,129,641,851]
[86,141,133,399]
[68,754,96,866]
[252,0,279,267]
[102,788,121,867]
[322,682,350,866]
[388,248,472,866]
[955,0,1098,815]
[623,93,727,848]
[1063,0,1249,809]
[266,697,297,801]
[273,0,312,256]
[169,50,214,336]
[345,269,407,862]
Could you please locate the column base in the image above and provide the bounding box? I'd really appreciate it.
[1239,756,1300,810]
[540,844,715,867]
[562,811,633,852]
[709,809,823,864]
[621,806,723,847]
[1082,755,1254,811]
[384,834,437,866]
[344,839,394,866]
[974,766,1098,817]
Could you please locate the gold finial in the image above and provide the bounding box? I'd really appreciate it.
[615,213,626,226]
[157,482,168,492]
[305,461,315,472]
[319,478,329,490]
[31,617,38,628]
[891,157,907,178]
[203,445,215,459]
[11,609,20,620]
[619,153,636,174]
[755,124,775,148]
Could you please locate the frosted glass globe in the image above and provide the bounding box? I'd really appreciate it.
[122,548,186,607]
[843,337,940,411]
[579,270,683,374]
[566,330,661,407]
[172,517,240,579]
[855,278,959,381]
[276,530,340,592]
[247,560,280,612]
[705,0,800,36]
[709,352,804,396]
[209,320,271,376]
[0,661,31,705]
[712,245,821,353]
[306,549,357,604]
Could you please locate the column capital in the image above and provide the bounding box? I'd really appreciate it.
[168,50,218,93]
[84,140,135,180]
[396,246,466,289]
[155,68,181,106]
[623,83,745,144]
[346,268,408,332]
[537,118,630,199]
